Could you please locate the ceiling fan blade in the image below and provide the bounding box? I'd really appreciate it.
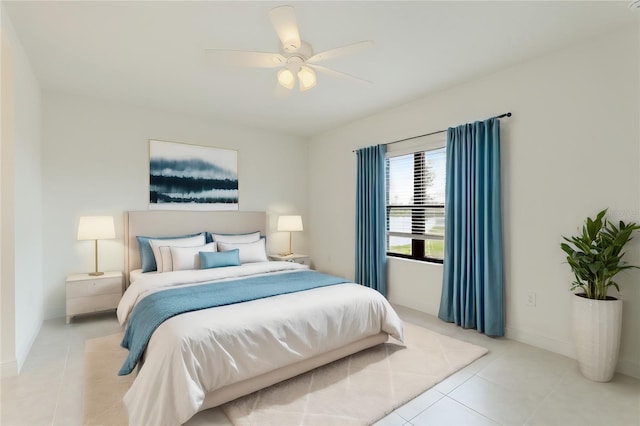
[204,49,285,68]
[308,41,374,64]
[268,5,301,52]
[308,64,372,85]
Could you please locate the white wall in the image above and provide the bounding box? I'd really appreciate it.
[42,93,308,319]
[308,26,640,378]
[1,9,43,377]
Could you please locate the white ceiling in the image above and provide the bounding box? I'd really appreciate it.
[4,1,637,137]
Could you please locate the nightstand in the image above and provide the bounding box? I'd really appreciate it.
[268,254,310,266]
[66,271,123,323]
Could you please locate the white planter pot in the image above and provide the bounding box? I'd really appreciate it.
[572,294,623,382]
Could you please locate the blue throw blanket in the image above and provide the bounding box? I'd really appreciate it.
[119,270,347,375]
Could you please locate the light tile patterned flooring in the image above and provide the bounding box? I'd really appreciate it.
[1,306,639,425]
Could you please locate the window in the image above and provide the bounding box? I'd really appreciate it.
[386,145,446,263]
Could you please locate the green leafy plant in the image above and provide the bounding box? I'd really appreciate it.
[561,209,640,300]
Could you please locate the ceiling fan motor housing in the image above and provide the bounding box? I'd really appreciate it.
[280,41,313,62]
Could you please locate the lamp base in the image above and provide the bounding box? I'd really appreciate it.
[89,272,105,276]
[278,252,293,257]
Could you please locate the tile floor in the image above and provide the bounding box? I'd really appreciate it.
[1,306,639,426]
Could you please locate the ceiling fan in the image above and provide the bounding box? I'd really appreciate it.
[205,5,373,93]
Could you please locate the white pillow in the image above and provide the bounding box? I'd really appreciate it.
[157,243,217,273]
[149,234,206,272]
[217,238,268,263]
[211,231,261,244]
[158,246,173,273]
[169,243,217,272]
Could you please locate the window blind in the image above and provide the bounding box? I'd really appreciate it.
[386,146,446,261]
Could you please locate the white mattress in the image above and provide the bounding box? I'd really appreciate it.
[128,269,146,284]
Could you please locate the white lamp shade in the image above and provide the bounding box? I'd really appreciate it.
[77,216,116,240]
[277,215,303,232]
[277,68,296,90]
[298,65,317,92]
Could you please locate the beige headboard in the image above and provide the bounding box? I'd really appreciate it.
[124,210,266,285]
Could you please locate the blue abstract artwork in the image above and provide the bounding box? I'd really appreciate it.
[149,140,238,210]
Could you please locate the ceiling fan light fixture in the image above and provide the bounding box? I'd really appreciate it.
[277,67,296,90]
[298,65,317,92]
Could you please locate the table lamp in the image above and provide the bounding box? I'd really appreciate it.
[277,215,303,256]
[77,216,116,276]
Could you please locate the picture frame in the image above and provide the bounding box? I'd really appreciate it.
[149,139,238,210]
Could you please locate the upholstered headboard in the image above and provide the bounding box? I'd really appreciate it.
[124,210,266,285]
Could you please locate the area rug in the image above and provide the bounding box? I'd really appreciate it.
[83,333,134,425]
[83,322,487,425]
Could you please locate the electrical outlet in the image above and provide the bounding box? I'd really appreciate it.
[526,292,536,307]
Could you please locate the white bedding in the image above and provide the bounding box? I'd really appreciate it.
[118,263,404,426]
[118,262,311,325]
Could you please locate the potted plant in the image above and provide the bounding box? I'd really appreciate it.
[560,209,640,382]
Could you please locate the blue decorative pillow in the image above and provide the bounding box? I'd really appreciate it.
[137,233,202,273]
[200,249,241,269]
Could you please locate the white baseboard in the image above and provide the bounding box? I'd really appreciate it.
[1,360,18,378]
[2,317,42,377]
[506,326,639,379]
[616,358,640,379]
[505,326,576,359]
[16,319,41,373]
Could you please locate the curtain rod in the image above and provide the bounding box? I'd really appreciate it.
[352,112,512,153]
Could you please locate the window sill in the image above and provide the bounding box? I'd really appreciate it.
[386,254,443,266]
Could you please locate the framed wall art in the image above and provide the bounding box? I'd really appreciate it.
[149,139,238,210]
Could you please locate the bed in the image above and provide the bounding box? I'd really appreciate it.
[119,210,404,426]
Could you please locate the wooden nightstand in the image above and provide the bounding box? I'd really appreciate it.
[268,254,310,266]
[66,271,123,323]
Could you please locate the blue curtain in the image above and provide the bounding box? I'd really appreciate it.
[355,144,387,296]
[438,118,504,337]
